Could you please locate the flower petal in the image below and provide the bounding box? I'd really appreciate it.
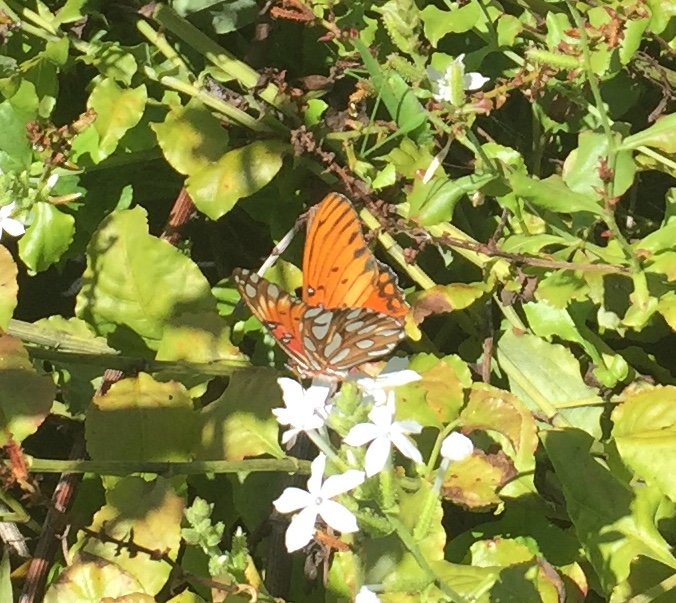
[464,72,490,91]
[273,487,312,513]
[277,377,304,405]
[305,382,332,407]
[2,218,25,237]
[307,453,327,495]
[285,506,318,552]
[355,586,382,603]
[318,499,359,533]
[367,401,394,427]
[344,422,379,447]
[321,469,365,499]
[364,438,391,477]
[0,203,16,219]
[395,420,423,435]
[441,432,474,462]
[390,432,423,464]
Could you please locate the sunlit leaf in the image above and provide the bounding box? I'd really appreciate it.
[86,372,198,462]
[43,556,147,603]
[75,206,215,349]
[77,476,184,595]
[186,139,287,219]
[0,246,18,329]
[0,334,55,445]
[197,368,284,461]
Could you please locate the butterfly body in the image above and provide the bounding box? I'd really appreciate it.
[234,193,408,380]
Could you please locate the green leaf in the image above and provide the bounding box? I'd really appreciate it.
[86,372,198,462]
[78,476,184,596]
[421,4,481,46]
[152,98,230,176]
[44,557,148,603]
[397,354,471,428]
[80,41,139,85]
[612,385,676,502]
[409,282,486,317]
[33,316,102,415]
[186,139,287,220]
[620,17,650,65]
[497,330,603,438]
[0,246,18,329]
[541,428,676,598]
[352,37,429,142]
[197,368,284,460]
[87,79,148,161]
[620,113,676,153]
[471,538,565,601]
[0,102,32,172]
[75,206,216,349]
[0,334,55,445]
[524,301,629,387]
[496,15,523,46]
[409,173,497,225]
[463,383,538,460]
[0,551,11,603]
[18,202,74,273]
[563,132,635,197]
[510,172,604,215]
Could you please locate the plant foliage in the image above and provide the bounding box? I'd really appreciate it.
[0,0,674,602]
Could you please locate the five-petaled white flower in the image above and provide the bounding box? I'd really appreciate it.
[273,378,333,447]
[350,357,421,406]
[427,54,489,104]
[343,392,423,477]
[0,203,26,240]
[355,586,382,603]
[273,453,365,552]
[441,432,474,462]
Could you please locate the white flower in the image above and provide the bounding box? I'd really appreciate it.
[273,453,365,552]
[350,357,421,405]
[441,432,474,462]
[0,203,26,240]
[427,54,489,103]
[273,378,333,447]
[355,586,382,603]
[343,392,423,477]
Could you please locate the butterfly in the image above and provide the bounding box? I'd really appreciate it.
[233,193,409,380]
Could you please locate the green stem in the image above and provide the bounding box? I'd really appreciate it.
[150,4,294,121]
[9,457,311,476]
[387,514,469,603]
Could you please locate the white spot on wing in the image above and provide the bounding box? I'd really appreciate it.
[323,333,343,357]
[355,339,375,349]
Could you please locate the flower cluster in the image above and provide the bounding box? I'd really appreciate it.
[269,359,474,599]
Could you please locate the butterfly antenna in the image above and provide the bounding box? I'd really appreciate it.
[257,221,300,276]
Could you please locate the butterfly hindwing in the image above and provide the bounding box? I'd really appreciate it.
[300,306,405,375]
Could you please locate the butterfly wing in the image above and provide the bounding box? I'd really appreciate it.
[233,268,313,371]
[302,192,409,318]
[234,268,405,380]
[299,306,405,378]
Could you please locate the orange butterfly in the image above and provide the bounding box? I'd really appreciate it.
[233,193,409,380]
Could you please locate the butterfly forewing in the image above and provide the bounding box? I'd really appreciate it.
[232,268,309,368]
[303,192,377,309]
